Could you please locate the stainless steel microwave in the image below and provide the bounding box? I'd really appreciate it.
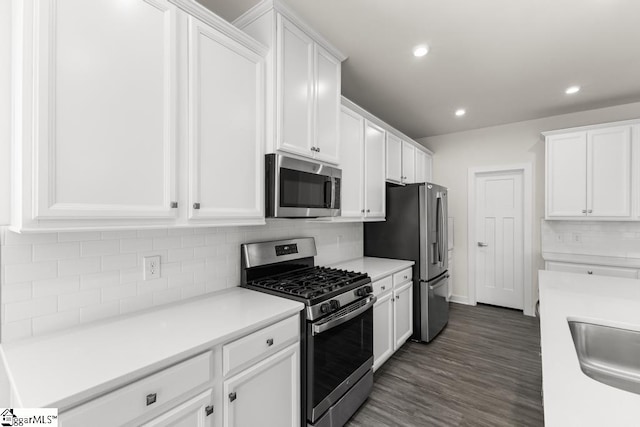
[265,154,341,218]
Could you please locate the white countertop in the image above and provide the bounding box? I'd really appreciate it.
[542,251,640,268]
[539,270,640,426]
[0,288,303,410]
[331,257,415,282]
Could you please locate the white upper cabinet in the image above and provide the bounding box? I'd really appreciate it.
[587,126,632,217]
[11,0,268,231]
[14,0,179,230]
[235,2,346,165]
[401,141,416,184]
[415,149,431,183]
[364,120,386,219]
[546,132,587,217]
[313,45,341,164]
[385,134,402,184]
[187,14,265,224]
[339,106,365,218]
[545,121,636,220]
[277,17,314,158]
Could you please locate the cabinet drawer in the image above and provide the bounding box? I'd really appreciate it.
[372,276,393,297]
[223,315,299,377]
[546,261,639,279]
[61,352,212,427]
[393,268,412,286]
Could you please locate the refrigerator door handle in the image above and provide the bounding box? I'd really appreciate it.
[435,193,444,267]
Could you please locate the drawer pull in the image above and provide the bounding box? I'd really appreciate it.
[205,405,214,416]
[404,275,408,279]
[587,271,593,275]
[146,393,157,406]
[381,285,386,290]
[396,295,400,300]
[229,392,237,402]
[266,338,274,346]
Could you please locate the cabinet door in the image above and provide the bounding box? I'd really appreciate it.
[277,16,314,159]
[425,153,433,182]
[546,132,588,217]
[224,343,299,427]
[393,281,413,350]
[401,141,416,184]
[587,126,632,218]
[314,45,340,165]
[373,290,394,371]
[385,134,402,183]
[188,17,264,222]
[142,390,214,427]
[415,149,427,183]
[339,106,364,218]
[33,0,177,220]
[364,121,386,219]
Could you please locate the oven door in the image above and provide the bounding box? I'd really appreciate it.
[306,296,375,423]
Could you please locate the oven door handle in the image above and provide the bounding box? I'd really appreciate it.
[312,295,377,336]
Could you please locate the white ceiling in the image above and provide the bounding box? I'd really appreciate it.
[199,0,640,138]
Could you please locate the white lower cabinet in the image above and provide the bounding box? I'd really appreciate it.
[59,315,300,427]
[142,390,214,427]
[223,343,299,427]
[372,267,413,371]
[372,291,394,371]
[546,261,639,279]
[393,281,413,348]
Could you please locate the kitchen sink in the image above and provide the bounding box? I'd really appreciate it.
[568,320,640,395]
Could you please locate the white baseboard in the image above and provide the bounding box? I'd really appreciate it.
[448,294,472,305]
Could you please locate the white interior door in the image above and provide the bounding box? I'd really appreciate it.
[475,171,524,310]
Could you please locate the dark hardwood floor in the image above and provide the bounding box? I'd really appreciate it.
[346,303,544,427]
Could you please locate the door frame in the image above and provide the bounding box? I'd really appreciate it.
[467,163,534,316]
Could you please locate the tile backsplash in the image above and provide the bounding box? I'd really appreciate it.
[0,221,363,342]
[541,220,640,258]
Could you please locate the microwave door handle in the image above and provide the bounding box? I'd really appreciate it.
[330,177,336,209]
[324,180,332,208]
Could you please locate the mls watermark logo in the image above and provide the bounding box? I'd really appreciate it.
[0,409,58,426]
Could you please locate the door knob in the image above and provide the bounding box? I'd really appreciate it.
[477,242,488,247]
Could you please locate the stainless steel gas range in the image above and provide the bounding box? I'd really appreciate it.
[241,238,375,427]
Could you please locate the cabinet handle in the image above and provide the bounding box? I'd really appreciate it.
[317,147,321,153]
[229,392,237,402]
[361,209,365,213]
[205,405,214,416]
[193,202,201,210]
[396,295,400,300]
[404,275,408,279]
[146,393,157,406]
[170,201,178,208]
[266,338,274,346]
[381,285,386,290]
[587,271,593,275]
[588,209,593,214]
[581,209,587,214]
[367,209,371,213]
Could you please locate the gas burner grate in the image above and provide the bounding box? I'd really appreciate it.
[248,266,369,300]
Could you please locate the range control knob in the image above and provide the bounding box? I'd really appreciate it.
[364,285,373,294]
[355,288,366,297]
[320,303,330,314]
[329,300,340,311]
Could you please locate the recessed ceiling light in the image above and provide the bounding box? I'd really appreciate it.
[565,85,581,95]
[455,109,466,117]
[413,45,429,57]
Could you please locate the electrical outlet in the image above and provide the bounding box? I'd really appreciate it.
[143,256,161,280]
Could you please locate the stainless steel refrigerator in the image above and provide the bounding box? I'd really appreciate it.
[364,182,449,342]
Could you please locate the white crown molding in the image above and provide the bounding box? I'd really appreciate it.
[341,96,434,155]
[233,0,347,62]
[169,0,268,57]
[542,118,640,137]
